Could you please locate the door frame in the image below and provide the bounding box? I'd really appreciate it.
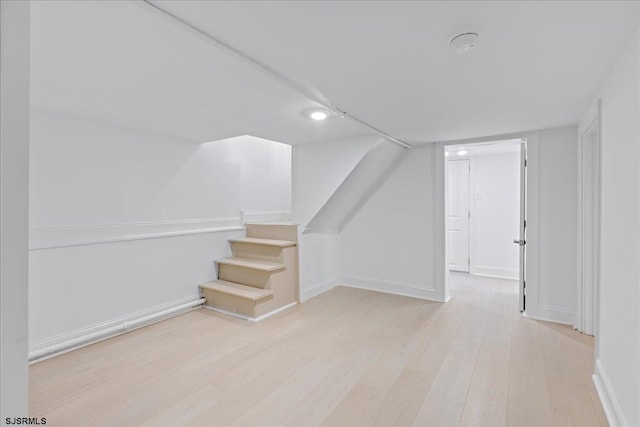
[438,132,537,308]
[576,100,602,340]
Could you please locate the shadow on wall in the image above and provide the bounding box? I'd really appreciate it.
[30,111,292,228]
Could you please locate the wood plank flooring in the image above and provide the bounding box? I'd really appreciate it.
[29,273,607,426]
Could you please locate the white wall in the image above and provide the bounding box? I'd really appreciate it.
[29,112,291,351]
[292,135,377,300]
[1,0,30,418]
[306,139,406,233]
[340,145,446,301]
[30,112,291,228]
[467,151,520,279]
[590,31,640,427]
[335,127,577,317]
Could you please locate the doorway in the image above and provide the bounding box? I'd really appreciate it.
[445,139,526,310]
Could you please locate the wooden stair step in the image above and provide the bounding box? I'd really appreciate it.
[229,237,297,247]
[217,257,286,273]
[199,280,274,302]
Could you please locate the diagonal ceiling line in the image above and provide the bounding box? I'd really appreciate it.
[141,0,412,149]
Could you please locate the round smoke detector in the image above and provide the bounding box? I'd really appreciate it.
[450,32,479,54]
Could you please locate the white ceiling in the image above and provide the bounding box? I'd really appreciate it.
[32,1,638,145]
[30,1,369,145]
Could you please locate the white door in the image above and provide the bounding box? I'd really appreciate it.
[516,142,527,312]
[447,159,470,272]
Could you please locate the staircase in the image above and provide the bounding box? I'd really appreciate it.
[199,223,299,321]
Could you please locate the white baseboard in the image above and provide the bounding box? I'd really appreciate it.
[523,304,575,325]
[300,279,338,302]
[340,275,444,302]
[471,265,519,280]
[593,358,629,427]
[203,301,298,322]
[29,296,205,362]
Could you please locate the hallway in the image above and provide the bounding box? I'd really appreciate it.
[30,273,605,426]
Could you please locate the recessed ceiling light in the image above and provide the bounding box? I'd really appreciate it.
[457,149,468,156]
[450,33,479,54]
[310,111,328,121]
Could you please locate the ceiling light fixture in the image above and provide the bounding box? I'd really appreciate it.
[310,111,328,121]
[450,32,479,54]
[457,149,468,156]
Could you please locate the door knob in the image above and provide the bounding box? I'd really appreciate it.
[513,239,526,246]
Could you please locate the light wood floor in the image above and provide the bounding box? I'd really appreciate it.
[30,273,607,426]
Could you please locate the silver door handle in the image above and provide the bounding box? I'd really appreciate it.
[513,239,526,246]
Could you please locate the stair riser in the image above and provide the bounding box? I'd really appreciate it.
[231,242,284,263]
[200,287,266,318]
[219,264,271,289]
[245,224,298,242]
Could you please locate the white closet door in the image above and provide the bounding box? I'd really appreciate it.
[448,159,470,272]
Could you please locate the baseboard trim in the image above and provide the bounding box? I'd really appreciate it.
[29,296,205,363]
[340,275,444,302]
[203,301,298,322]
[471,265,519,280]
[593,358,629,427]
[300,279,338,302]
[523,305,575,325]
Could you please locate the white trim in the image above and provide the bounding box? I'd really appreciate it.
[300,279,338,302]
[30,211,291,250]
[29,296,205,362]
[523,305,574,325]
[575,100,601,337]
[593,358,629,427]
[340,275,444,302]
[253,302,298,321]
[203,301,298,322]
[471,266,519,280]
[435,143,449,302]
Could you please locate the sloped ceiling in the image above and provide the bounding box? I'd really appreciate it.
[32,1,638,145]
[30,1,370,145]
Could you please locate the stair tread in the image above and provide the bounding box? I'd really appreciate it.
[229,237,297,247]
[217,257,286,272]
[200,280,274,301]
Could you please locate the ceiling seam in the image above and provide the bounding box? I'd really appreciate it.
[141,0,412,149]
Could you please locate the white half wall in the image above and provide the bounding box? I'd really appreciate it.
[292,135,377,300]
[29,112,292,351]
[590,30,640,427]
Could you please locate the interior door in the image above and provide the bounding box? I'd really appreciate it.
[516,142,527,312]
[447,159,470,272]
